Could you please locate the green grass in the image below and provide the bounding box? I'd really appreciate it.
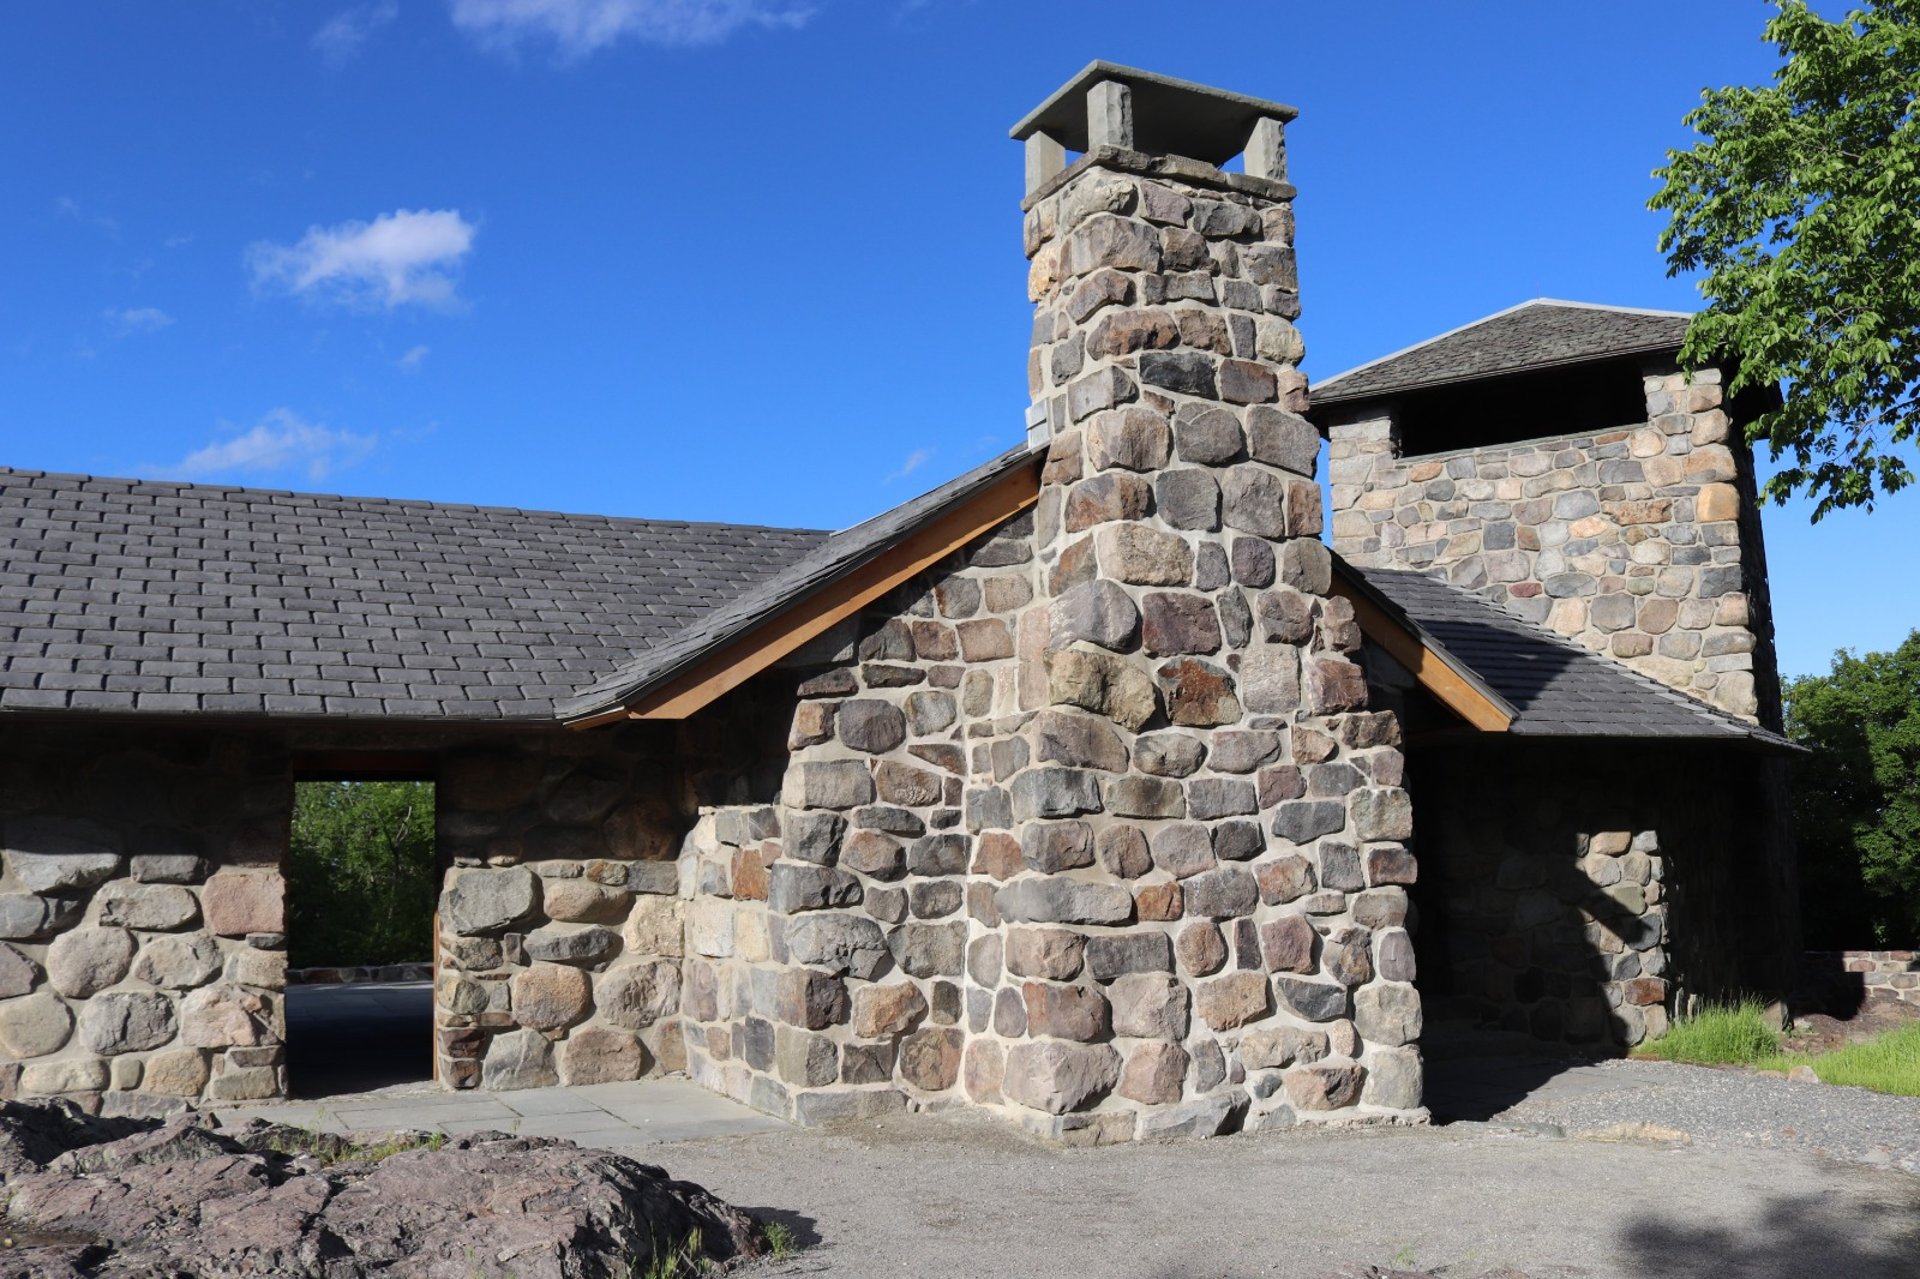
[1638,1001,1920,1097]
[1770,1024,1920,1096]
[760,1220,798,1260]
[1634,1000,1781,1066]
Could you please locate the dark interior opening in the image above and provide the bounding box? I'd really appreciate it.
[284,770,438,1098]
[1388,356,1653,457]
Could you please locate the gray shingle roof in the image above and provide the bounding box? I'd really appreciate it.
[0,467,828,721]
[1343,561,1792,749]
[1312,299,1693,408]
[559,446,1038,724]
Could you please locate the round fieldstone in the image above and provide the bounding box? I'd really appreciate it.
[0,942,42,998]
[596,961,680,1030]
[837,700,907,754]
[481,1027,558,1090]
[511,963,592,1032]
[46,926,136,998]
[0,894,82,942]
[180,984,272,1049]
[540,879,632,926]
[140,1048,210,1096]
[559,1025,649,1086]
[97,883,201,932]
[79,990,178,1055]
[524,925,620,967]
[440,867,539,937]
[132,933,223,990]
[9,851,123,894]
[899,1026,963,1092]
[0,992,73,1057]
[1354,981,1423,1047]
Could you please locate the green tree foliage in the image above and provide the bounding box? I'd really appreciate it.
[1785,632,1920,946]
[1650,0,1920,520]
[287,781,437,968]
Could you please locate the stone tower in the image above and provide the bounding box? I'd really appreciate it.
[1315,302,1783,726]
[979,63,1420,1136]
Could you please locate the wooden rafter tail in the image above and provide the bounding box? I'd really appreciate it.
[618,461,1042,723]
[1331,577,1513,734]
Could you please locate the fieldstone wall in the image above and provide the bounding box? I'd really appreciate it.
[0,728,290,1115]
[432,725,690,1090]
[1813,951,1920,1008]
[1326,366,1779,723]
[1408,740,1793,1049]
[997,152,1419,1139]
[675,517,1034,1126]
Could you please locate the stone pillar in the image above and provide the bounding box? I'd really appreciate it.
[988,79,1421,1137]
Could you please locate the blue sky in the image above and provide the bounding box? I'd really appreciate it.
[0,0,1905,679]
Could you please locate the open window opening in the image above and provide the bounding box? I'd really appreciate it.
[285,764,438,1098]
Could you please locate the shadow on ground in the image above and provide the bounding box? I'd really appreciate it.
[1619,1191,1920,1279]
[286,982,434,1098]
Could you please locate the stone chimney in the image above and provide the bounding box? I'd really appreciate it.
[977,64,1419,1137]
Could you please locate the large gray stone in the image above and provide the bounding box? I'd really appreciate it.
[1010,769,1103,821]
[782,811,846,866]
[891,921,967,978]
[523,925,621,967]
[79,991,179,1055]
[1183,866,1258,919]
[1029,711,1129,774]
[995,878,1134,925]
[97,883,201,932]
[8,852,122,895]
[0,993,73,1057]
[1274,977,1349,1022]
[1354,981,1423,1047]
[838,700,908,754]
[1050,580,1141,653]
[1002,1040,1120,1114]
[46,927,136,998]
[0,942,41,998]
[766,864,862,915]
[1363,1045,1424,1109]
[783,760,876,811]
[440,867,539,937]
[0,894,83,942]
[784,913,890,980]
[482,1027,559,1090]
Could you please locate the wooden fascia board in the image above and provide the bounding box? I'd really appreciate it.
[600,460,1041,724]
[1330,576,1514,733]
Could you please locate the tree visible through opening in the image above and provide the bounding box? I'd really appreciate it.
[286,780,439,1097]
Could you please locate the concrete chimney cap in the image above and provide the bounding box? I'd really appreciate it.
[1009,61,1298,165]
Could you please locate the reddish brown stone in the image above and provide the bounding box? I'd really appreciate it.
[1141,593,1223,656]
[776,969,849,1030]
[1623,977,1668,1006]
[201,873,284,937]
[899,1027,964,1092]
[964,1038,1005,1103]
[1085,307,1180,360]
[788,702,835,750]
[1291,726,1337,764]
[1284,1062,1365,1111]
[1022,981,1110,1042]
[1136,881,1183,921]
[957,618,1015,662]
[1305,656,1370,714]
[875,761,943,807]
[971,832,1022,880]
[1257,765,1306,808]
[1176,921,1226,976]
[853,982,928,1039]
[910,620,958,661]
[843,829,905,880]
[1157,657,1241,727]
[1005,928,1085,981]
[730,848,769,901]
[1118,1041,1189,1104]
[1041,429,1083,485]
[1098,825,1153,879]
[1257,859,1314,910]
[1219,359,1278,404]
[1065,473,1154,533]
[1196,971,1271,1031]
[1259,914,1317,973]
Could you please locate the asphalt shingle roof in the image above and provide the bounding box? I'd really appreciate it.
[1312,299,1693,408]
[559,446,1037,723]
[1345,561,1792,749]
[0,467,828,720]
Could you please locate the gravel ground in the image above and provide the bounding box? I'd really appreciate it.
[1477,1058,1920,1176]
[639,1110,1920,1278]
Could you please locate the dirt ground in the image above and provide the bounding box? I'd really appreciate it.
[643,1107,1920,1279]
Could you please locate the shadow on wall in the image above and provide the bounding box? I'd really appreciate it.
[1618,1191,1920,1279]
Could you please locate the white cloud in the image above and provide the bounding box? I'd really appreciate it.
[104,306,175,335]
[166,408,377,484]
[448,0,810,56]
[313,1,399,63]
[397,344,430,370]
[884,447,932,484]
[55,196,119,238]
[248,209,477,310]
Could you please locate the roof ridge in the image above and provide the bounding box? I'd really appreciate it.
[0,464,831,539]
[1312,297,1695,396]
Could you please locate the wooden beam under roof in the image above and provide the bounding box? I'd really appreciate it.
[578,459,1042,725]
[1329,572,1514,734]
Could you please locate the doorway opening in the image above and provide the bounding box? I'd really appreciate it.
[285,758,439,1098]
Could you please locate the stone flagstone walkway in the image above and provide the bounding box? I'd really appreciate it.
[218,1077,789,1148]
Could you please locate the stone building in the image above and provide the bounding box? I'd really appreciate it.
[0,63,1799,1138]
